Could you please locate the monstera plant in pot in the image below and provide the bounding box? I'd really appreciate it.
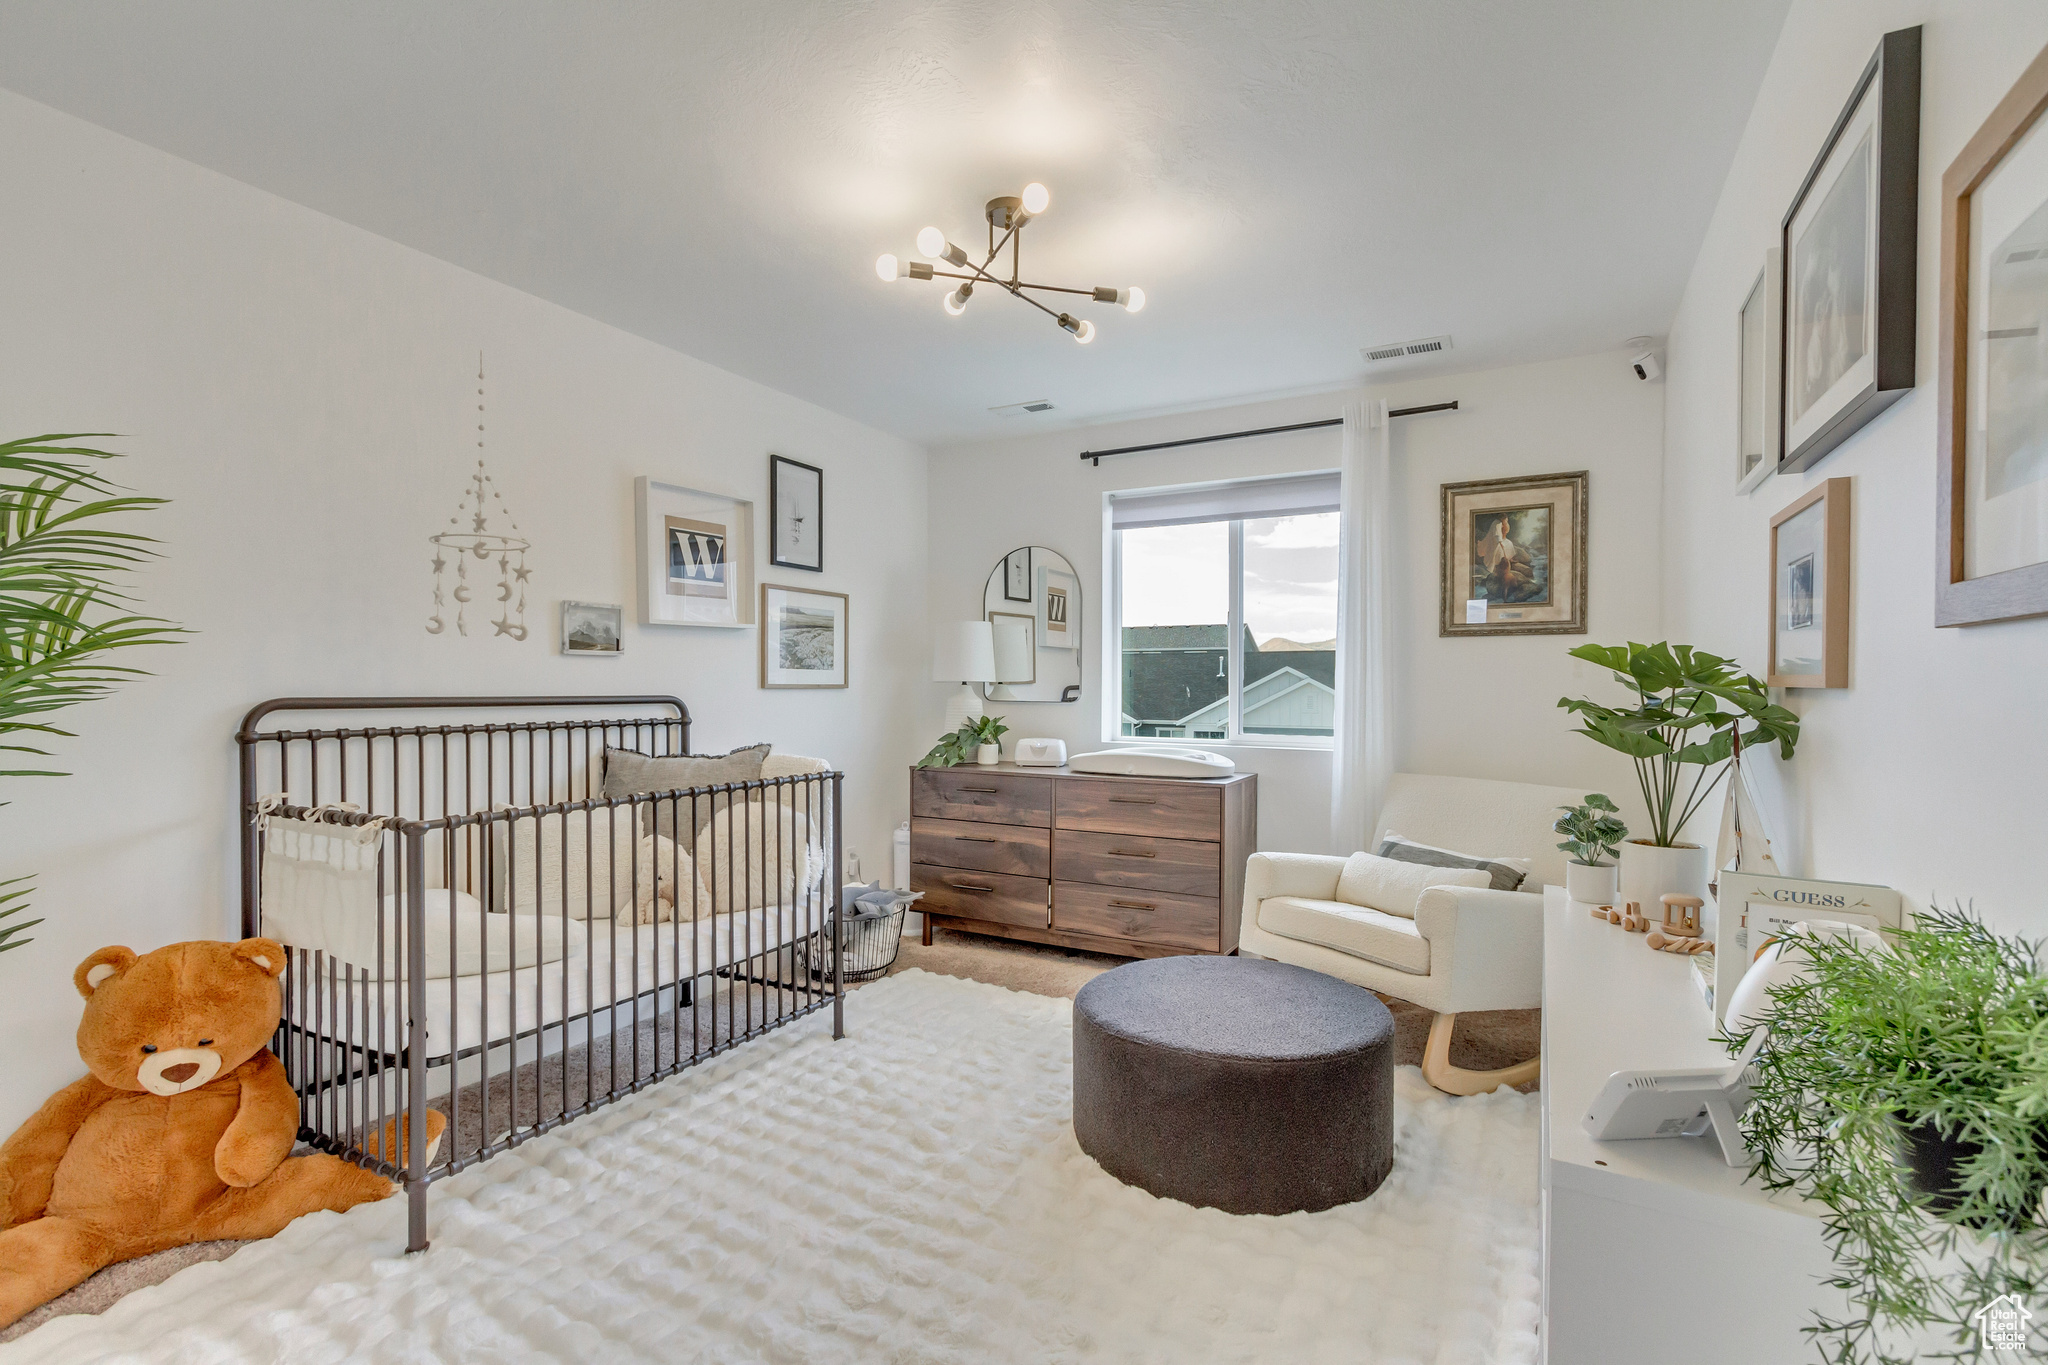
[1558,642,1798,907]
[1553,794,1627,905]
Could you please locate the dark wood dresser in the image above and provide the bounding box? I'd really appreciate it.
[909,763,1257,959]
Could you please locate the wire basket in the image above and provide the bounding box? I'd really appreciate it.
[803,905,907,983]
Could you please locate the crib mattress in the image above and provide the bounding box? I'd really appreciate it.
[288,902,832,1059]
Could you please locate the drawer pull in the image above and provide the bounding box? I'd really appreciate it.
[953,835,999,843]
[957,786,1000,794]
[1108,795,1157,804]
[1106,849,1157,859]
[1108,899,1157,911]
[952,882,995,893]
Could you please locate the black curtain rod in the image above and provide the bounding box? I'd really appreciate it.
[1077,401,1458,465]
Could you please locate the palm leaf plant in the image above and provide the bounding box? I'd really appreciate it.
[1,433,185,953]
[1737,909,2048,1363]
[1557,641,1800,847]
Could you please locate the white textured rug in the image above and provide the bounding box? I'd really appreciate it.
[3,970,1541,1364]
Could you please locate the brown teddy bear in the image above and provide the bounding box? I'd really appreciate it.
[0,938,448,1330]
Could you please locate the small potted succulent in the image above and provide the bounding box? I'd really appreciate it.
[1553,793,1627,905]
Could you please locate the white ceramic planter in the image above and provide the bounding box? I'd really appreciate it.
[975,743,1000,766]
[1618,840,1707,910]
[1564,860,1619,905]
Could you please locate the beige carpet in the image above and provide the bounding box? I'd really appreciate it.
[2,925,1539,1343]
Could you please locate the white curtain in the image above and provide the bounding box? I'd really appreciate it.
[1330,399,1392,853]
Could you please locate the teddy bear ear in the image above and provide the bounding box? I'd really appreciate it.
[75,946,138,999]
[231,937,288,979]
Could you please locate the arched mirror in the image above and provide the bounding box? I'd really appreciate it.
[982,547,1082,703]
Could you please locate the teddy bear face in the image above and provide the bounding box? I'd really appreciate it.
[73,939,287,1096]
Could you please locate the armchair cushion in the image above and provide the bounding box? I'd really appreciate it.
[1375,830,1530,891]
[1334,851,1491,919]
[1258,896,1430,975]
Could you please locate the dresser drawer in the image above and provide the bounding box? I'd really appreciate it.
[1052,829,1220,897]
[911,817,1050,878]
[1054,778,1221,838]
[1054,882,1220,952]
[912,768,1054,827]
[912,866,1048,930]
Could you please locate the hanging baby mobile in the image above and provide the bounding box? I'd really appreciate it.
[427,355,532,640]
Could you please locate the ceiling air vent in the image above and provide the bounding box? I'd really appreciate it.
[1360,334,1454,364]
[990,399,1056,417]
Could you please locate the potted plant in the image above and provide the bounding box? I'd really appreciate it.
[1737,909,2048,1363]
[915,715,1010,769]
[1557,641,1798,905]
[965,715,1009,766]
[1553,794,1626,905]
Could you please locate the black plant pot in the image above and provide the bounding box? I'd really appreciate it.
[1897,1116,2048,1231]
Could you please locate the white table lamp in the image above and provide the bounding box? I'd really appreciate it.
[933,621,997,731]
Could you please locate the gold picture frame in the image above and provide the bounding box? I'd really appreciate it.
[1439,471,1588,636]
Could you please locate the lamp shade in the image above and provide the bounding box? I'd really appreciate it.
[933,621,997,682]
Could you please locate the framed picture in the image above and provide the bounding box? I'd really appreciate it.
[769,454,823,572]
[987,610,1036,687]
[760,584,848,688]
[1439,471,1588,636]
[1769,478,1851,688]
[1778,26,1921,474]
[634,476,755,628]
[560,600,623,656]
[1937,41,2048,627]
[1737,249,1783,492]
[1002,547,1032,602]
[1037,565,1078,649]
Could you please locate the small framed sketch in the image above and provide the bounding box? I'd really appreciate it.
[760,584,848,688]
[1769,478,1851,688]
[560,601,623,656]
[769,454,823,572]
[635,477,755,628]
[1002,547,1032,602]
[1936,40,2048,626]
[1439,471,1588,636]
[1037,565,1078,649]
[1779,26,1920,474]
[1737,248,1783,492]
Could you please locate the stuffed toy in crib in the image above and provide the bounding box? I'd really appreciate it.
[0,938,446,1329]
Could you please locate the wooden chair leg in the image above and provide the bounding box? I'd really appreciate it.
[1420,1011,1540,1096]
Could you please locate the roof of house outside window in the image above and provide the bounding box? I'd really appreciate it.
[1119,626,1334,727]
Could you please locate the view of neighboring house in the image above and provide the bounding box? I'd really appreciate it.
[1119,625,1335,738]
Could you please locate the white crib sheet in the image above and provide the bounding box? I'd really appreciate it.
[292,901,832,1058]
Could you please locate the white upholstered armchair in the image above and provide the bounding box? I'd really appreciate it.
[1237,772,1591,1095]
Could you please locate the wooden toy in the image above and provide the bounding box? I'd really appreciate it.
[1660,893,1705,937]
[1620,900,1648,932]
[1592,903,1615,920]
[1646,929,1711,955]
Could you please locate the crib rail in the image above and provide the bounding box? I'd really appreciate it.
[236,697,845,1255]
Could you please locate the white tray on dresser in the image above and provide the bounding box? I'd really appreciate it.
[1540,885,1844,1364]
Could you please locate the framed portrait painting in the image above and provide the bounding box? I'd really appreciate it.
[1768,478,1850,688]
[759,584,848,688]
[634,477,754,628]
[769,454,823,572]
[1439,471,1588,637]
[1778,26,1920,474]
[1937,41,2048,626]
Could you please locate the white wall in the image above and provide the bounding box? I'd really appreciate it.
[0,90,928,1134]
[1662,1,2048,932]
[926,348,1665,856]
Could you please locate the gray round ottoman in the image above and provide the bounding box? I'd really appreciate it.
[1072,955,1395,1215]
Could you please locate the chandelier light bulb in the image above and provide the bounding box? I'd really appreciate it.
[944,284,973,316]
[875,253,900,282]
[1075,319,1096,343]
[916,225,946,258]
[1021,182,1050,215]
[1122,287,1146,313]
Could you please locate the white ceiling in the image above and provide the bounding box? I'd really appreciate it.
[0,1,1788,445]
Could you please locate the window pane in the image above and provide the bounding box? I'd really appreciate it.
[1241,513,1338,737]
[1119,521,1229,738]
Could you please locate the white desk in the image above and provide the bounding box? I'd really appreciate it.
[1540,886,1843,1364]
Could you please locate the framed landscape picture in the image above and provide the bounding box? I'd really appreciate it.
[635,477,754,628]
[769,454,823,572]
[1439,471,1588,636]
[1778,26,1920,474]
[1769,478,1851,688]
[760,583,848,688]
[560,600,623,656]
[1937,40,2048,626]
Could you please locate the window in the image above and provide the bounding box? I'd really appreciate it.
[1112,474,1339,746]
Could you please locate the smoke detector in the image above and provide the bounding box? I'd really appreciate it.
[1360,334,1453,364]
[989,399,1057,417]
